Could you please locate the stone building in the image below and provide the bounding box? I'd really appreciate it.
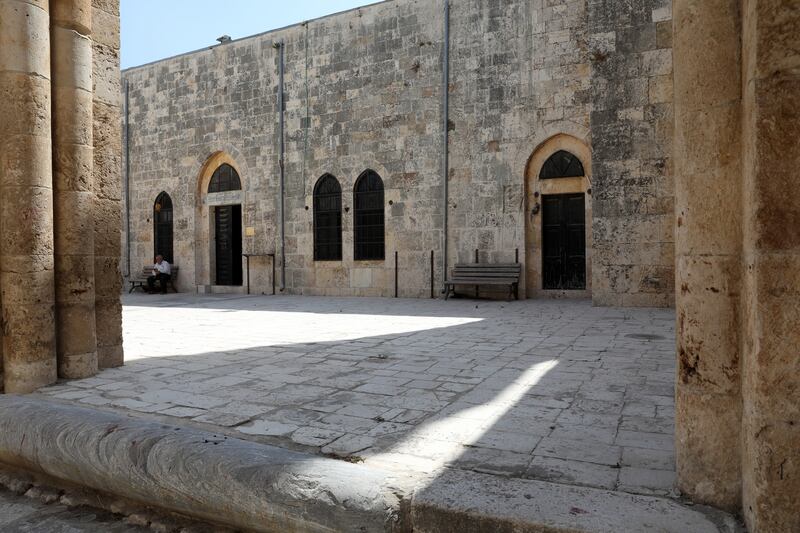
[121,0,676,306]
[119,0,800,529]
[0,0,123,393]
[1,0,798,531]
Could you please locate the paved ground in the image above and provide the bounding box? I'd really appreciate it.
[0,485,145,532]
[37,293,676,497]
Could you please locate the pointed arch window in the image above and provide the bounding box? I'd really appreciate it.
[354,170,385,261]
[314,174,342,261]
[153,192,173,263]
[539,150,585,179]
[208,163,241,193]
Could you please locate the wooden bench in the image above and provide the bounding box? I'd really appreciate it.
[444,263,520,301]
[128,266,179,293]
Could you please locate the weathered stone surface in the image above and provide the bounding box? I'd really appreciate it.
[0,485,146,532]
[411,469,742,533]
[1,0,122,391]
[740,1,800,531]
[672,0,743,513]
[121,0,674,306]
[0,391,746,533]
[0,395,410,533]
[0,0,59,394]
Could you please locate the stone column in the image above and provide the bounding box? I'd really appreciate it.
[51,0,99,378]
[673,0,743,510]
[91,0,123,369]
[0,0,59,393]
[740,1,800,530]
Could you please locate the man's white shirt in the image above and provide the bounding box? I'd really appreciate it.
[154,261,171,275]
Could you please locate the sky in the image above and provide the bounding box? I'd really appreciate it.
[121,0,376,69]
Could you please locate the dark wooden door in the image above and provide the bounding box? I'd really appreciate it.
[214,204,242,286]
[542,193,586,290]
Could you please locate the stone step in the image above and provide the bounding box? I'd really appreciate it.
[0,396,743,533]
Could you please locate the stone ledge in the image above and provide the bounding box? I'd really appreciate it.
[411,469,744,533]
[0,395,743,533]
[0,395,411,533]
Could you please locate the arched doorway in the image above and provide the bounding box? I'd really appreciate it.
[195,151,247,292]
[153,192,173,263]
[525,135,592,298]
[208,164,243,286]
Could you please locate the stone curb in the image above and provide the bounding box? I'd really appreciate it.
[410,469,745,533]
[0,395,743,533]
[0,395,411,533]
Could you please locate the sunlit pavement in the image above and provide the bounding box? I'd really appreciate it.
[38,293,676,497]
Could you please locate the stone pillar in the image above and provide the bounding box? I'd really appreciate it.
[51,0,99,378]
[91,0,123,369]
[740,1,800,531]
[0,0,59,393]
[673,0,743,510]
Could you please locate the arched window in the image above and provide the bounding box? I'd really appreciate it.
[539,150,585,179]
[354,170,385,261]
[313,174,342,261]
[153,192,173,263]
[208,163,241,193]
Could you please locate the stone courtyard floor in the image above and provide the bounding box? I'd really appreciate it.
[36,293,677,499]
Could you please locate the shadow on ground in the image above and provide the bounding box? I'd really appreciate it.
[38,293,676,499]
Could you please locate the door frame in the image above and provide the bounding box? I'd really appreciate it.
[541,193,587,291]
[195,150,247,292]
[524,134,592,299]
[213,204,243,286]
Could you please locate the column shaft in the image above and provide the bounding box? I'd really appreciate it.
[91,0,124,369]
[673,0,743,510]
[51,0,98,378]
[0,0,58,393]
[741,1,800,530]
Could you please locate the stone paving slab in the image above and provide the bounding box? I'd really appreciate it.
[0,395,741,533]
[37,293,677,498]
[411,469,744,533]
[0,485,146,533]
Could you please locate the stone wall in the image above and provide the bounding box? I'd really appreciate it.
[674,0,800,530]
[0,0,123,393]
[122,0,674,306]
[588,0,675,307]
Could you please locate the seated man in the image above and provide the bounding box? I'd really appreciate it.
[147,255,171,294]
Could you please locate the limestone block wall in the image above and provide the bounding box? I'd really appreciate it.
[674,0,799,530]
[674,0,743,510]
[588,0,675,307]
[0,0,123,393]
[122,0,674,306]
[740,1,799,530]
[92,0,124,369]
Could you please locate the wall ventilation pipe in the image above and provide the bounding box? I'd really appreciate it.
[441,0,450,294]
[124,79,131,277]
[276,41,286,291]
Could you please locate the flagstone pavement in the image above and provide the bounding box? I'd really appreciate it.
[36,293,677,498]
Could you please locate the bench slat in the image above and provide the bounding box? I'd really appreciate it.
[453,270,519,274]
[447,278,516,285]
[453,263,520,268]
[445,262,521,301]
